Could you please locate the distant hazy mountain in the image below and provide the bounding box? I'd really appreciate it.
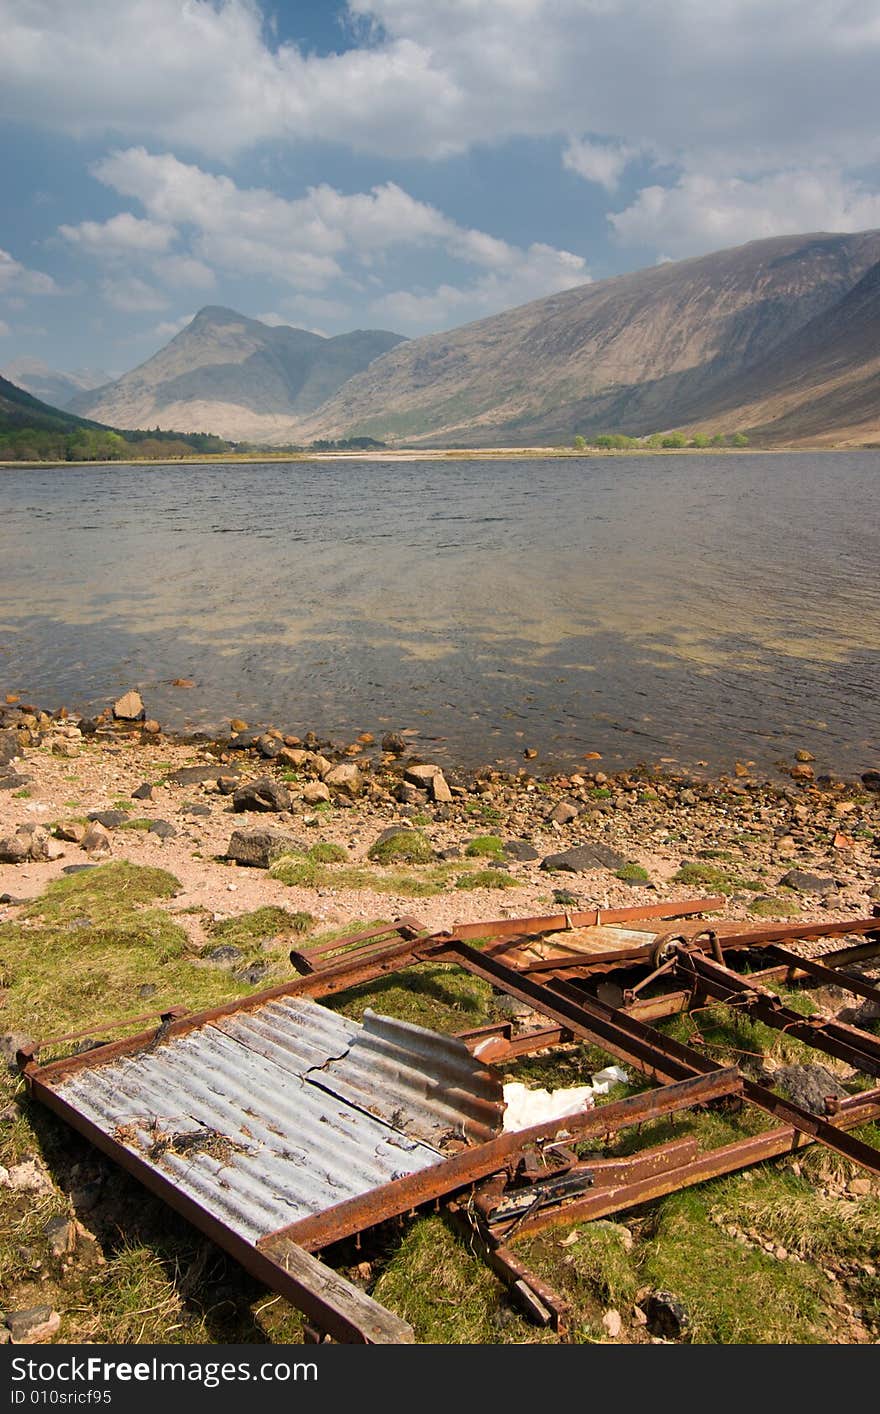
[0,373,106,433]
[71,307,406,441]
[0,357,111,410]
[297,230,880,447]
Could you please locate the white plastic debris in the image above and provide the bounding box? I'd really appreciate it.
[502,1065,630,1133]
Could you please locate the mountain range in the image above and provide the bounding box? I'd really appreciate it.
[68,309,406,441]
[8,228,880,448]
[0,357,111,410]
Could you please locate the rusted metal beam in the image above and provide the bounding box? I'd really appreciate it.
[445,1202,570,1332]
[674,948,880,1078]
[748,937,880,985]
[443,898,726,948]
[257,1069,741,1252]
[761,945,880,1005]
[486,1097,880,1240]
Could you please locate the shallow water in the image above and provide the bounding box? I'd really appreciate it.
[1,453,877,774]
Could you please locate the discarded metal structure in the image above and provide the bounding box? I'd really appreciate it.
[22,897,880,1342]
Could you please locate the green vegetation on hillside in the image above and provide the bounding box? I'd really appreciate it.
[573,430,750,451]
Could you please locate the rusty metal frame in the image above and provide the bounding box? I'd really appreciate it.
[23,903,880,1341]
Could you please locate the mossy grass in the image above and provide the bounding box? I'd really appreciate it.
[209,906,314,949]
[464,835,505,859]
[454,868,517,890]
[329,961,494,1033]
[748,894,802,917]
[0,863,255,1039]
[366,830,435,865]
[306,840,348,863]
[615,862,650,884]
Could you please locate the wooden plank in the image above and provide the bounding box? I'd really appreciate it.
[260,1236,414,1344]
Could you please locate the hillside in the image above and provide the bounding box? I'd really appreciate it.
[72,308,406,441]
[296,230,880,447]
[680,256,880,446]
[0,357,110,410]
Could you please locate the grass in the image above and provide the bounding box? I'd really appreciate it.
[709,1168,880,1262]
[748,894,802,917]
[366,829,435,864]
[0,863,259,1040]
[329,960,494,1033]
[209,906,313,949]
[673,861,765,895]
[464,835,505,859]
[616,862,650,884]
[454,868,516,890]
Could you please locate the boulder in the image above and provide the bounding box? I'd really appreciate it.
[148,820,177,839]
[226,828,304,869]
[323,762,363,798]
[541,842,627,873]
[778,869,836,894]
[774,1063,848,1114]
[504,839,540,862]
[404,763,442,789]
[80,822,111,855]
[232,777,292,813]
[302,781,331,805]
[5,1306,61,1344]
[112,690,144,721]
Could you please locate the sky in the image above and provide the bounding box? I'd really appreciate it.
[2,0,880,377]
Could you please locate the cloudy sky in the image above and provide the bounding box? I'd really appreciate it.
[3,0,880,375]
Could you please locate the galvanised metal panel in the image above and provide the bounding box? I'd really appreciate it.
[52,996,502,1243]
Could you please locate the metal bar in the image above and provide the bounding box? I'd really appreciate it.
[25,1072,412,1343]
[763,945,880,1005]
[676,949,880,1078]
[457,1024,572,1064]
[257,1069,741,1252]
[488,1099,880,1240]
[748,938,880,984]
[444,898,726,946]
[445,1202,570,1332]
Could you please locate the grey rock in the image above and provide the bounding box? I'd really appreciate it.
[148,819,177,839]
[547,800,579,825]
[381,732,407,755]
[165,763,241,786]
[137,983,158,999]
[131,782,153,800]
[80,822,111,855]
[182,803,211,817]
[62,864,94,875]
[0,729,21,767]
[256,734,283,758]
[861,770,880,793]
[504,839,540,862]
[394,782,427,806]
[646,1291,689,1340]
[234,960,270,985]
[0,772,30,792]
[0,833,30,864]
[87,810,128,829]
[226,827,304,869]
[5,1305,61,1343]
[774,1063,849,1115]
[778,869,837,894]
[206,945,244,965]
[541,842,627,873]
[1,1032,35,1071]
[232,777,292,813]
[323,762,363,798]
[44,1216,76,1259]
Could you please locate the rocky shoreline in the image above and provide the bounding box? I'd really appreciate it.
[2,688,878,939]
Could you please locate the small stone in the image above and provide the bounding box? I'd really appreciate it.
[380,732,406,755]
[232,777,292,813]
[226,828,304,869]
[602,1309,622,1338]
[323,762,363,798]
[429,771,453,803]
[171,678,195,688]
[112,690,144,721]
[148,820,177,839]
[404,763,443,789]
[645,1291,689,1340]
[774,1245,788,1262]
[51,740,79,758]
[795,750,816,763]
[302,781,331,805]
[547,800,579,825]
[790,763,814,780]
[80,822,111,855]
[523,747,538,760]
[44,1216,76,1258]
[87,809,128,828]
[1,1160,53,1195]
[137,983,158,999]
[0,833,30,864]
[56,821,86,843]
[1,1032,35,1070]
[257,734,283,759]
[503,839,540,862]
[541,842,627,873]
[778,869,836,894]
[848,1178,872,1196]
[206,944,244,965]
[230,718,249,733]
[6,1307,61,1344]
[142,719,161,735]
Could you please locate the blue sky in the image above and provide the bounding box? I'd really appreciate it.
[2,0,880,378]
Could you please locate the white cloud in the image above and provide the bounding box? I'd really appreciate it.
[59,212,175,256]
[2,0,880,173]
[610,169,880,258]
[89,148,586,327]
[0,247,58,296]
[101,276,169,313]
[0,320,10,337]
[153,254,216,289]
[563,138,641,190]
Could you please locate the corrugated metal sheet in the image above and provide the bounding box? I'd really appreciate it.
[313,1008,504,1145]
[51,996,504,1244]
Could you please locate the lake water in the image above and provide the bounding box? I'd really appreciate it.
[1,453,878,776]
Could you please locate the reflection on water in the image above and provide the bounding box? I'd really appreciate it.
[0,453,878,773]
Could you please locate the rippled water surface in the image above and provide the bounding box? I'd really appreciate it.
[1,453,877,773]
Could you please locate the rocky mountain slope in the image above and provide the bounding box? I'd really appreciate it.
[0,374,106,433]
[71,308,406,441]
[297,230,880,447]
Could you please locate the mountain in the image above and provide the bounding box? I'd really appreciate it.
[680,255,880,446]
[0,357,111,410]
[71,308,406,441]
[0,373,106,433]
[297,230,880,447]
